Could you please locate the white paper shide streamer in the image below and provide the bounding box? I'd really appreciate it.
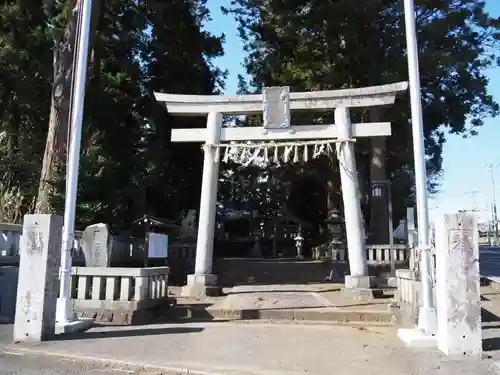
[205,139,344,167]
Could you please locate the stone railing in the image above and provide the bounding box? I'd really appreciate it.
[0,223,23,256]
[395,268,421,328]
[395,269,418,305]
[70,266,170,311]
[0,223,84,261]
[0,223,148,266]
[327,244,408,264]
[169,243,196,259]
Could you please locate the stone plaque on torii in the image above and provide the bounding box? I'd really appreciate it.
[155,82,408,297]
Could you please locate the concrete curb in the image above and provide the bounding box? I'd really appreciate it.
[481,276,500,287]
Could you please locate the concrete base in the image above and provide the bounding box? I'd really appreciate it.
[345,275,375,289]
[56,297,75,324]
[417,306,437,336]
[397,328,437,349]
[55,318,94,335]
[182,274,222,298]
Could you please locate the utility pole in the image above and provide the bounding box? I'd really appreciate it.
[56,0,93,324]
[486,164,499,246]
[403,0,435,336]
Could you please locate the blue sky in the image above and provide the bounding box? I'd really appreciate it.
[205,0,500,223]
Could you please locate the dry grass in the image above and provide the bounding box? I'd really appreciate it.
[0,178,25,224]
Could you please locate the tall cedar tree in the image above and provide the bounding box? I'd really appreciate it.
[224,0,500,229]
[0,0,225,229]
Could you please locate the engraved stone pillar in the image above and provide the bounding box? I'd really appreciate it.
[435,213,481,358]
[13,214,63,342]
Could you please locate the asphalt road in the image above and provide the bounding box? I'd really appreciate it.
[0,325,156,375]
[480,246,500,280]
[0,350,149,375]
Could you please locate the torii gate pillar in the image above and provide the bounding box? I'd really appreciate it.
[182,112,222,298]
[336,107,370,288]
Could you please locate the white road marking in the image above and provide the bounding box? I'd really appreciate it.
[2,351,24,356]
[96,369,134,374]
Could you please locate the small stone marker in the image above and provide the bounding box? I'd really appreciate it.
[13,214,62,342]
[81,223,112,267]
[435,213,481,357]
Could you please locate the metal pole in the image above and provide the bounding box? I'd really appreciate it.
[488,165,499,246]
[403,0,436,334]
[487,215,491,246]
[465,190,480,213]
[56,0,93,323]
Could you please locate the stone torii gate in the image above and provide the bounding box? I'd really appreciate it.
[155,82,408,297]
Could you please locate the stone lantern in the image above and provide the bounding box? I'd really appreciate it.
[324,209,346,281]
[295,225,304,260]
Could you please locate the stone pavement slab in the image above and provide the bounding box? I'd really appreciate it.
[168,284,396,324]
[217,284,331,310]
[4,321,499,375]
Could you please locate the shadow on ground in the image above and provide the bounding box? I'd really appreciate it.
[226,287,342,295]
[483,337,500,352]
[56,326,204,341]
[482,305,500,353]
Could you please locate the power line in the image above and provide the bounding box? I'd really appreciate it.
[465,190,481,212]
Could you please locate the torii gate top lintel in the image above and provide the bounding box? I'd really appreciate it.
[154,81,408,116]
[153,81,408,144]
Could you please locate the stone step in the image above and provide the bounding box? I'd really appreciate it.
[163,304,396,326]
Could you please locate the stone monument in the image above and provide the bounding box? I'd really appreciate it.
[180,210,197,240]
[13,214,62,342]
[435,213,481,358]
[81,223,112,267]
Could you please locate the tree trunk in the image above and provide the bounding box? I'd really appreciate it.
[35,0,101,214]
[367,108,389,244]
